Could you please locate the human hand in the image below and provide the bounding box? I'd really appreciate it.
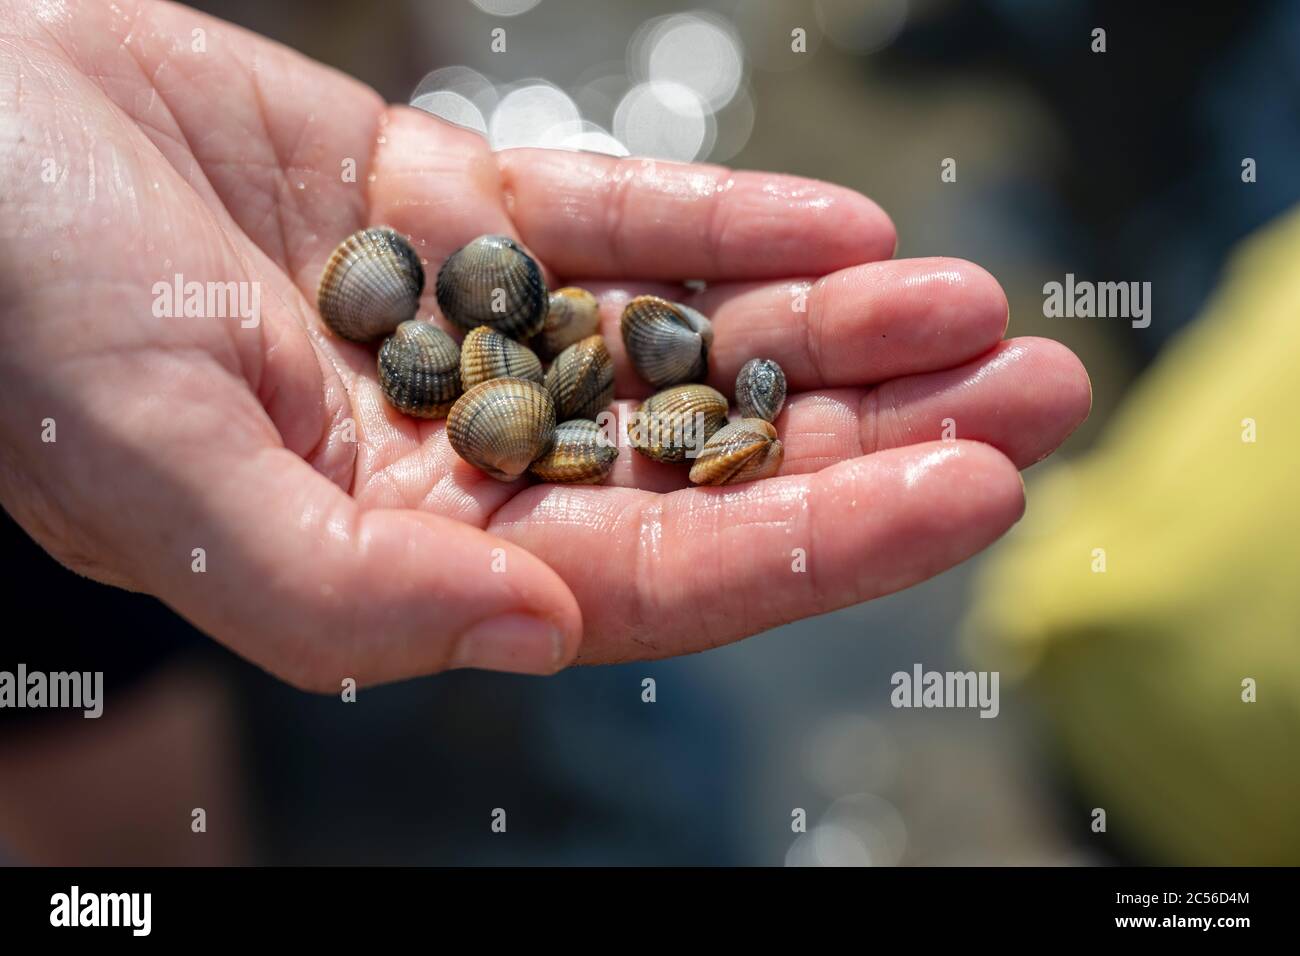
[0,1,1090,688]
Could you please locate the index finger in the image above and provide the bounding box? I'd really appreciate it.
[496,149,896,281]
[488,440,1023,664]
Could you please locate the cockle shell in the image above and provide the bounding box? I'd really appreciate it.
[627,383,728,463]
[544,335,615,421]
[377,321,462,418]
[447,377,556,481]
[734,358,787,423]
[460,325,544,390]
[534,287,601,359]
[529,419,619,484]
[318,227,424,342]
[435,235,548,339]
[620,295,713,388]
[688,418,784,486]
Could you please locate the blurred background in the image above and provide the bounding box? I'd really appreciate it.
[2,0,1297,865]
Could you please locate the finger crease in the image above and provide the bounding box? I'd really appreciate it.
[859,387,880,457]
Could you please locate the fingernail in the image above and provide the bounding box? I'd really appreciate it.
[450,614,565,675]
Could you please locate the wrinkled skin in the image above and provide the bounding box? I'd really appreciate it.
[0,0,1090,689]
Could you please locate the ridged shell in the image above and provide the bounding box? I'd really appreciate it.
[544,335,615,421]
[529,419,619,484]
[620,295,713,388]
[435,235,547,339]
[446,378,556,481]
[460,325,544,390]
[627,384,728,463]
[689,418,784,485]
[377,321,462,418]
[534,287,601,359]
[734,358,787,423]
[318,227,424,342]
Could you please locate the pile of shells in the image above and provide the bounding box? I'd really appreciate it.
[620,296,786,485]
[317,228,787,487]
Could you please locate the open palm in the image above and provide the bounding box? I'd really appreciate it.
[0,0,1089,687]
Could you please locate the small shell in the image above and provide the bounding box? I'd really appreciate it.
[734,358,787,423]
[435,235,548,339]
[446,378,556,482]
[627,384,728,463]
[544,335,615,421]
[529,419,619,484]
[534,287,601,359]
[460,325,544,390]
[377,321,462,418]
[318,227,424,342]
[620,295,713,388]
[689,418,784,485]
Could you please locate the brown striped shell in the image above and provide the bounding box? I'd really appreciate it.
[460,325,544,390]
[734,358,787,423]
[528,419,619,484]
[377,321,462,418]
[534,287,601,359]
[688,418,784,485]
[446,378,556,481]
[318,227,424,342]
[543,335,615,421]
[620,295,713,388]
[627,384,728,463]
[435,235,548,339]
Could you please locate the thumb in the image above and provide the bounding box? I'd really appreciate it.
[143,446,583,689]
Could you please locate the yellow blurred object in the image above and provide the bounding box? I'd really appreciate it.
[967,207,1300,865]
